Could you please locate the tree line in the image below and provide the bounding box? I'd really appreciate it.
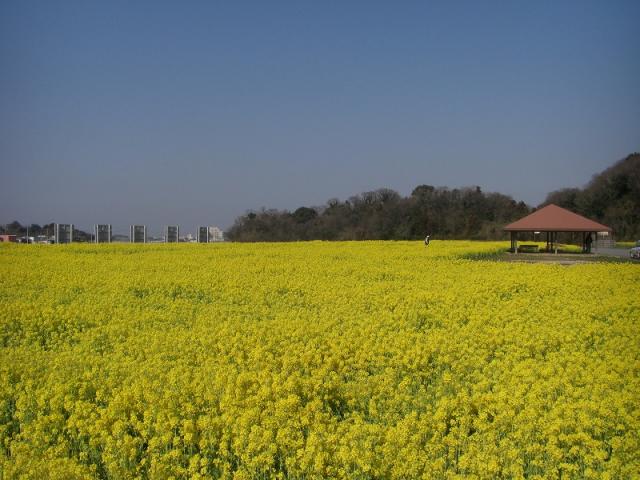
[226,186,531,242]
[227,153,639,242]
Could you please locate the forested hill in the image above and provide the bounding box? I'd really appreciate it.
[543,153,640,240]
[226,187,531,242]
[227,153,640,242]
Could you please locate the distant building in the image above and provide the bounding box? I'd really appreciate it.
[208,226,224,242]
[0,234,17,242]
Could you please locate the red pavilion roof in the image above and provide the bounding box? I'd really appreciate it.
[504,204,612,232]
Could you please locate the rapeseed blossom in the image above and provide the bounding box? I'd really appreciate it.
[0,241,638,478]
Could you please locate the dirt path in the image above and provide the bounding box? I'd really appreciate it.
[499,252,636,265]
[595,247,634,259]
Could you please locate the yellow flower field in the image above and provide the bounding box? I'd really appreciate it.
[0,241,638,479]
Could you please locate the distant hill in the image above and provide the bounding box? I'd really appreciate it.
[228,153,640,242]
[226,186,531,242]
[542,153,640,240]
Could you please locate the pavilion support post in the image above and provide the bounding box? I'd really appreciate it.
[546,232,550,252]
[509,231,518,254]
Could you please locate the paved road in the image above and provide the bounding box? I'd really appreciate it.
[595,247,635,259]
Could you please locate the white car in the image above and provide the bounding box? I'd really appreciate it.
[630,241,640,259]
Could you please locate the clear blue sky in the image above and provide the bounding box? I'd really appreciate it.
[1,1,638,235]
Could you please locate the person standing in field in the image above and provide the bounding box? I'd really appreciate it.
[424,235,430,247]
[585,233,593,253]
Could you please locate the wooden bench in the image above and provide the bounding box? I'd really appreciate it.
[518,244,539,253]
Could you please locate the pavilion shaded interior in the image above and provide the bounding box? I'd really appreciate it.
[504,204,612,253]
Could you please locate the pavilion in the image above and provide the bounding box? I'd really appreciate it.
[504,204,612,254]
